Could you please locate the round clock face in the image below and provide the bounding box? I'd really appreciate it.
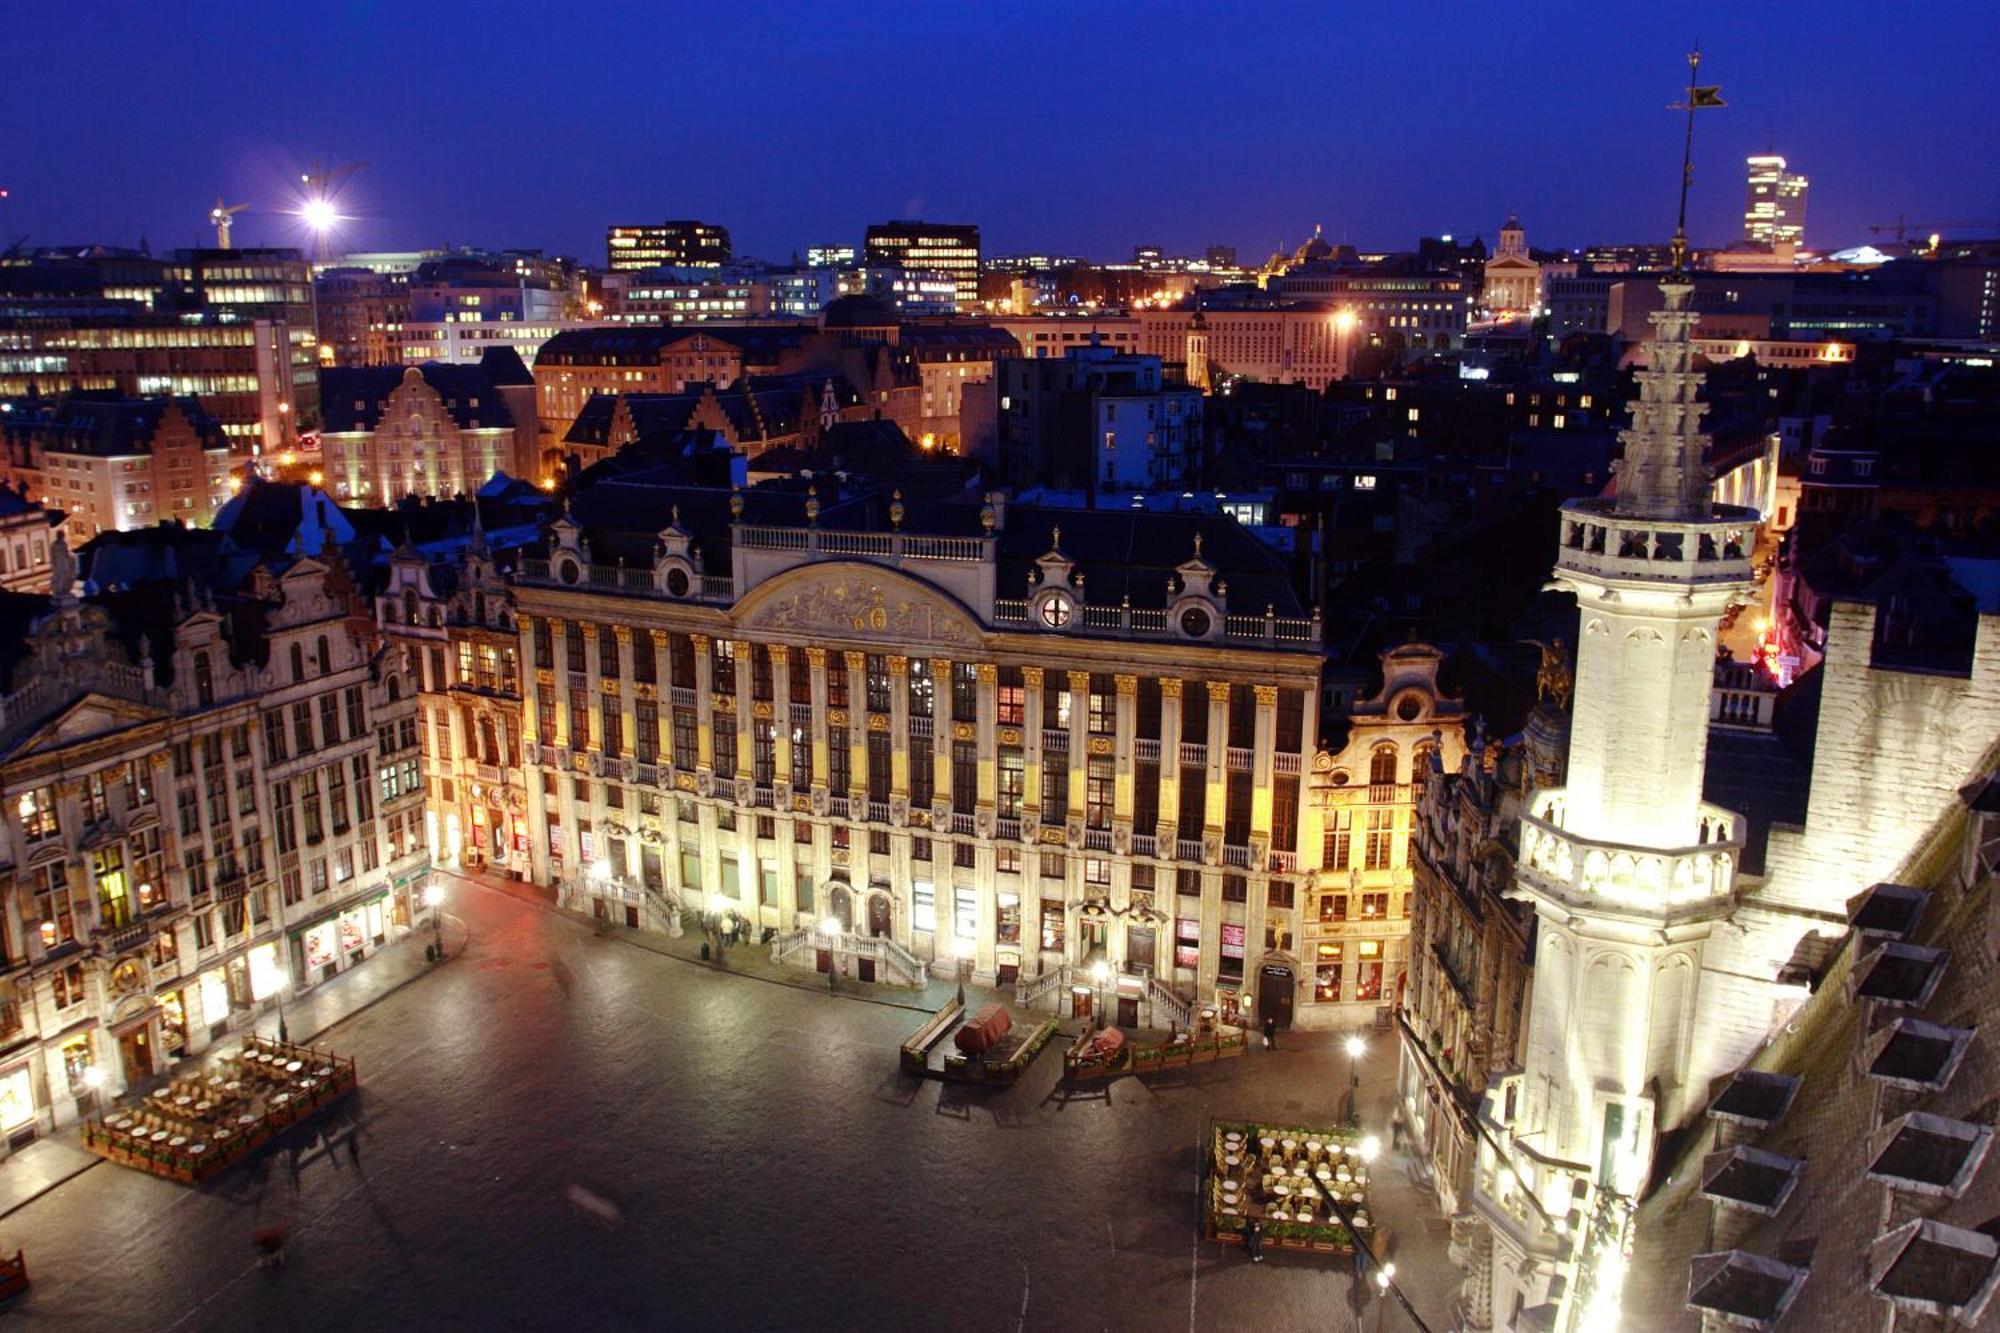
[1179,606,1211,638]
[1040,596,1072,629]
[558,559,580,586]
[665,567,690,597]
[1397,695,1423,721]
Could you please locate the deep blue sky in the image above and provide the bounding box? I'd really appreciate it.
[6,2,1996,264]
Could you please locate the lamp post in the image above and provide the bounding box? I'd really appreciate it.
[423,883,445,960]
[1345,1033,1366,1128]
[819,915,841,994]
[1090,959,1110,1030]
[1373,1260,1396,1333]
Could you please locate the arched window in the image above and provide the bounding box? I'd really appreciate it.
[402,588,418,625]
[290,643,305,683]
[194,651,214,707]
[1368,744,1397,794]
[387,676,402,702]
[1411,742,1437,800]
[316,635,331,675]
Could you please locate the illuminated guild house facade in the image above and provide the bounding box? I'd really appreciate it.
[0,508,428,1145]
[509,484,1331,1027]
[313,353,539,503]
[0,396,236,543]
[1304,643,1467,1029]
[378,517,531,878]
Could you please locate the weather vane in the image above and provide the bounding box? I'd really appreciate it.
[1667,44,1726,274]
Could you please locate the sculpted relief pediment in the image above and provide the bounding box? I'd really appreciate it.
[737,566,980,650]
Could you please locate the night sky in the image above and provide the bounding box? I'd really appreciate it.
[6,1,1996,263]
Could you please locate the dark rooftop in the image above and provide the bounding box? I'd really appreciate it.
[1850,882,1930,941]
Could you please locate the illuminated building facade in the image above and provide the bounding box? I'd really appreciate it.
[1743,154,1808,248]
[0,396,235,542]
[991,307,1358,390]
[1480,216,1541,317]
[379,520,531,879]
[605,221,733,273]
[863,222,982,310]
[1304,643,1467,1027]
[315,354,539,504]
[0,513,427,1145]
[508,488,1331,1028]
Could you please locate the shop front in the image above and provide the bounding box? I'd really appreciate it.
[0,1063,37,1148]
[293,892,392,989]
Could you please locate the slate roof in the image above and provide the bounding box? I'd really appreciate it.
[30,395,225,457]
[320,362,518,433]
[1626,777,2000,1331]
[995,505,1306,616]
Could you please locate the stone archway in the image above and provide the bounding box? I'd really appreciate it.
[825,880,854,931]
[865,889,892,938]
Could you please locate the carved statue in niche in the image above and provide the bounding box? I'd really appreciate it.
[1535,639,1573,710]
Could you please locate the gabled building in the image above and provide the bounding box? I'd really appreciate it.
[0,395,235,542]
[314,350,538,503]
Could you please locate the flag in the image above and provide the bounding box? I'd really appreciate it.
[1691,86,1725,108]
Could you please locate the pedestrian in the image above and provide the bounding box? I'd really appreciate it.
[1245,1216,1264,1263]
[347,1132,362,1168]
[1262,1015,1277,1050]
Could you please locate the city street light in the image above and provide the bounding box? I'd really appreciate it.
[1345,1033,1366,1127]
[819,915,840,993]
[1374,1261,1397,1333]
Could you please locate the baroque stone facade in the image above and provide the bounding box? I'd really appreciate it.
[508,494,1329,1027]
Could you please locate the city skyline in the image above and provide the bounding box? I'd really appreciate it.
[4,2,1997,262]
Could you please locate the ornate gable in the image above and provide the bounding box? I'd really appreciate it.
[734,562,981,650]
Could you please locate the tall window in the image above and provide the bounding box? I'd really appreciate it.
[1369,744,1397,799]
[568,689,591,748]
[998,754,1025,818]
[908,660,934,717]
[865,655,891,713]
[909,736,932,807]
[1323,808,1352,869]
[1085,757,1113,828]
[951,663,977,721]
[565,622,587,673]
[600,698,622,758]
[827,654,849,709]
[711,639,737,694]
[951,741,977,814]
[828,727,850,791]
[754,722,777,786]
[1042,759,1069,815]
[1364,809,1394,870]
[598,624,620,678]
[533,618,553,669]
[866,730,891,802]
[632,631,657,685]
[1088,674,1115,735]
[753,646,774,701]
[635,700,659,763]
[997,666,1024,725]
[791,725,812,788]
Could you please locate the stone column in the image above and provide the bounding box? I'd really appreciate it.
[1203,681,1229,839]
[649,631,670,766]
[772,647,793,789]
[1066,671,1089,825]
[1113,674,1138,823]
[691,634,714,774]
[1022,666,1045,823]
[548,619,571,747]
[929,658,952,810]
[614,625,637,755]
[806,648,829,790]
[1251,684,1277,840]
[1158,678,1182,848]
[843,652,867,804]
[975,663,998,812]
[887,656,909,798]
[734,640,754,783]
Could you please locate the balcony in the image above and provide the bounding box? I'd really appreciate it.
[1179,741,1206,767]
[98,919,149,955]
[1225,746,1254,772]
[1177,839,1204,862]
[1083,828,1113,852]
[1132,833,1157,859]
[1042,729,1068,755]
[1134,738,1160,763]
[1222,844,1251,869]
[908,714,933,739]
[1515,786,1743,917]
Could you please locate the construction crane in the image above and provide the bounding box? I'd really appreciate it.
[209,198,248,249]
[1868,215,2000,244]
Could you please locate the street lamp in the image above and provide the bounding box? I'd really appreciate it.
[819,915,841,993]
[1373,1261,1397,1333]
[1090,959,1110,1030]
[1359,1134,1380,1165]
[423,883,445,959]
[1345,1033,1366,1128]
